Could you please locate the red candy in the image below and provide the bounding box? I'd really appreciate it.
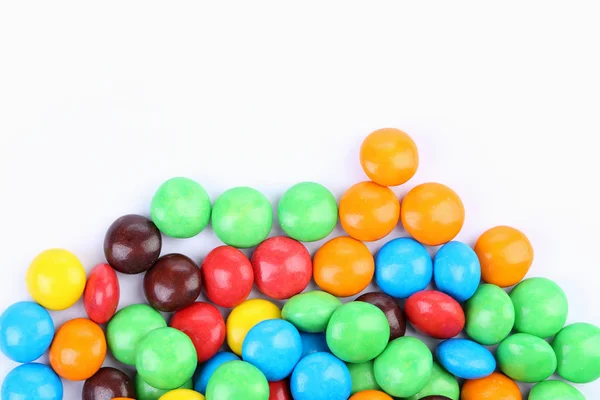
[201,246,254,308]
[251,236,312,300]
[83,263,120,324]
[170,302,226,362]
[269,380,292,400]
[405,290,465,339]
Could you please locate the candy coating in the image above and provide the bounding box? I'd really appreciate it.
[460,372,521,400]
[347,360,380,394]
[82,367,135,400]
[84,263,120,324]
[136,374,193,400]
[159,389,205,400]
[405,290,465,339]
[497,333,556,382]
[1,363,62,400]
[356,292,406,340]
[290,352,352,400]
[282,291,342,333]
[226,298,281,356]
[433,241,480,302]
[201,246,254,308]
[268,380,292,400]
[436,338,495,380]
[194,352,240,394]
[403,362,459,400]
[529,380,585,400]
[206,360,269,400]
[300,332,329,357]
[552,322,600,383]
[350,390,393,400]
[465,284,514,345]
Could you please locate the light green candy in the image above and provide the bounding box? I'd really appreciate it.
[553,322,600,383]
[135,374,193,400]
[282,291,342,333]
[497,333,557,382]
[465,284,514,345]
[529,380,585,400]
[347,360,380,394]
[206,360,269,400]
[402,362,459,400]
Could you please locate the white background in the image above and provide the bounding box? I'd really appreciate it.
[1,1,599,398]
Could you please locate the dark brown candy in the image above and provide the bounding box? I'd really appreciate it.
[144,253,202,312]
[421,397,452,400]
[82,367,135,400]
[355,291,406,340]
[104,214,162,274]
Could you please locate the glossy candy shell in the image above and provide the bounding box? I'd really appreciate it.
[403,362,459,400]
[1,363,63,400]
[460,372,521,400]
[529,380,585,400]
[226,298,281,356]
[268,380,292,400]
[552,322,600,383]
[282,291,342,333]
[136,374,193,400]
[159,389,205,400]
[436,339,495,380]
[405,290,465,339]
[300,332,329,358]
[84,263,120,324]
[433,241,480,302]
[206,361,270,400]
[290,352,352,400]
[349,390,393,400]
[496,333,557,382]
[356,292,406,340]
[347,360,380,394]
[201,246,254,308]
[465,284,515,345]
[82,367,135,400]
[194,352,240,394]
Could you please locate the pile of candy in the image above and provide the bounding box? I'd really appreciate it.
[1,128,599,400]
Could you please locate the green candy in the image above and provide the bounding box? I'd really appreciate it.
[106,304,166,365]
[326,302,390,363]
[347,360,380,394]
[374,336,433,398]
[206,360,269,400]
[510,277,568,338]
[496,333,557,382]
[465,284,515,345]
[278,182,338,242]
[136,327,197,390]
[151,177,211,238]
[282,291,342,333]
[212,187,272,248]
[529,380,585,400]
[553,322,600,383]
[402,362,459,400]
[135,374,193,400]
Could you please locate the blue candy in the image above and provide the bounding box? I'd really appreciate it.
[436,338,496,379]
[1,363,63,400]
[291,352,351,400]
[242,319,302,381]
[300,332,329,358]
[0,301,54,363]
[194,351,240,394]
[434,241,481,302]
[375,238,432,298]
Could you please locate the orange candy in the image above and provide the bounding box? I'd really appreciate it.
[339,181,400,242]
[350,390,393,400]
[461,372,522,400]
[360,128,419,186]
[49,318,106,381]
[475,225,534,287]
[400,182,464,246]
[313,236,374,297]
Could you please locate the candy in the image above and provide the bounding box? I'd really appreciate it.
[107,303,166,365]
[403,362,459,400]
[104,214,162,274]
[326,302,390,363]
[436,338,495,380]
[349,390,393,400]
[277,181,338,242]
[405,290,465,339]
[82,367,135,400]
[206,360,269,400]
[339,181,400,241]
[375,237,432,298]
[251,236,312,299]
[242,319,302,381]
[400,183,464,246]
[211,186,272,248]
[496,333,557,382]
[144,253,202,312]
[420,397,452,400]
[373,336,433,398]
[226,298,281,356]
[510,277,568,338]
[313,236,374,297]
[460,372,521,400]
[529,380,585,400]
[433,241,480,302]
[1,363,62,400]
[290,352,352,400]
[170,302,226,363]
[201,246,254,308]
[356,292,406,340]
[360,127,419,187]
[49,318,106,381]
[282,291,342,333]
[150,177,211,238]
[0,301,54,363]
[552,322,600,383]
[194,352,240,394]
[347,360,380,394]
[268,380,292,400]
[84,263,120,324]
[136,374,193,400]
[465,284,515,345]
[299,332,329,357]
[475,225,533,287]
[26,248,86,310]
[159,389,205,400]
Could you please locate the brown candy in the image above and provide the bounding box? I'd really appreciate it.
[355,291,406,339]
[144,253,202,312]
[104,214,162,274]
[82,367,135,400]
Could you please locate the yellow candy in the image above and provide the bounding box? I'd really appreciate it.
[226,298,281,355]
[26,249,86,310]
[159,389,205,400]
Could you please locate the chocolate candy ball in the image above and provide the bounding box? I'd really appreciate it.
[347,360,380,394]
[144,254,202,312]
[282,291,342,333]
[206,360,269,400]
[497,333,557,382]
[291,352,351,400]
[552,322,600,383]
[104,214,162,274]
[465,284,515,345]
[201,246,254,308]
[404,363,459,400]
[529,380,585,400]
[436,338,495,380]
[1,363,63,400]
[82,367,135,400]
[356,292,406,340]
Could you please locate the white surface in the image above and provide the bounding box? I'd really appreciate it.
[1,1,600,398]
